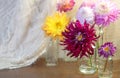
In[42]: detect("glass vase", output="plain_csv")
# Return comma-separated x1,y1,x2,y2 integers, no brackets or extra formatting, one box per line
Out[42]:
95,26,104,68
79,55,96,74
46,38,59,66
98,57,113,78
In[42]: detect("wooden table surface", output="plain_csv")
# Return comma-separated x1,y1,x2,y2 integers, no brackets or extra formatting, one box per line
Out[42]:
0,59,120,78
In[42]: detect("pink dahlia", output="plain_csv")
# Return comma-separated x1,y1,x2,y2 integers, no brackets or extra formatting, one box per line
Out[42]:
61,20,98,58
94,0,120,26
57,0,75,12
98,42,116,58
76,1,95,25
80,0,95,8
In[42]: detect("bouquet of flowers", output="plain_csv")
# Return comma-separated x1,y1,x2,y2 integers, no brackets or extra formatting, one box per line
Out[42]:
59,0,119,76
42,0,120,77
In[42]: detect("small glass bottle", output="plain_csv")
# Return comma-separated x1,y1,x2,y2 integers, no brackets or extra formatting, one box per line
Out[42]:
79,56,97,74
46,38,59,66
98,57,113,78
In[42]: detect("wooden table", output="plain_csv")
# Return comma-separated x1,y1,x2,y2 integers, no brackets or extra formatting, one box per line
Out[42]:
0,59,120,78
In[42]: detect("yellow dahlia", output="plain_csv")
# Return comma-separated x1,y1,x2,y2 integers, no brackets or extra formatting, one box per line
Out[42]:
43,12,69,39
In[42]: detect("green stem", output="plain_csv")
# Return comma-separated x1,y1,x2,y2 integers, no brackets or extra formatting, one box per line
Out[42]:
96,38,100,49
99,27,104,45
89,55,92,67
94,48,97,63
104,58,108,72
95,41,99,62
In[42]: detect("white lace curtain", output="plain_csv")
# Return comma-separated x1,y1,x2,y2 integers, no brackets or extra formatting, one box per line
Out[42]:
0,0,56,69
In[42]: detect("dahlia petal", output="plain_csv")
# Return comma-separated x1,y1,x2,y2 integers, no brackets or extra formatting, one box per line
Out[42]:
61,20,98,58
43,12,69,39
76,2,95,25
57,0,75,12
94,0,120,26
98,42,116,58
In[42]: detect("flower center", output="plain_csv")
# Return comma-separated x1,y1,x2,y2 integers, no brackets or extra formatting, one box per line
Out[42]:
61,0,71,8
104,46,110,52
63,4,71,9
56,22,61,29
76,34,83,41
97,3,110,14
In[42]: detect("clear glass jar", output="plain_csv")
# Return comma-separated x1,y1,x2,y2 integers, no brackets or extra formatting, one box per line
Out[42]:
79,55,97,74
98,57,113,78
46,38,59,66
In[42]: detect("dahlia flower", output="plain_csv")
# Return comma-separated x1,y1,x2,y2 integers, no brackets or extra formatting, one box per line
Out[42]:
43,12,69,39
57,0,75,12
61,20,98,58
98,42,116,58
76,1,95,25
80,0,95,8
94,0,120,26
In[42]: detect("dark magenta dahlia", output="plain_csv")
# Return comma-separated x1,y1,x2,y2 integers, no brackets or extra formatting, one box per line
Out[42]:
61,20,98,58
